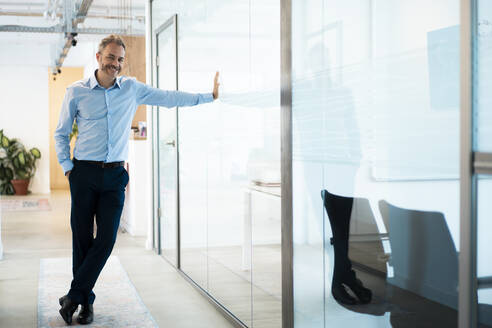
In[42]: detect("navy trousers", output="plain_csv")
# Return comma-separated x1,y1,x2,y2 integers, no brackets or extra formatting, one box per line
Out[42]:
67,159,129,305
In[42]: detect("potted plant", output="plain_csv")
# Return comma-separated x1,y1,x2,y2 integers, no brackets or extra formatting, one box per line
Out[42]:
0,130,41,195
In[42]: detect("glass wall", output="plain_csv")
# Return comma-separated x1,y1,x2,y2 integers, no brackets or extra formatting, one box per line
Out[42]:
156,16,179,266
474,0,492,153
476,0,492,326
292,0,461,327
152,0,281,327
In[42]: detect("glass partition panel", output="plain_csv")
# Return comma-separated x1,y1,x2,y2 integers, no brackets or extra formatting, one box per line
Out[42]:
178,2,253,326
476,1,492,327
179,133,209,289
156,17,178,267
477,176,492,327
474,0,492,152
152,1,209,291
292,0,460,327
152,0,282,326
249,1,282,327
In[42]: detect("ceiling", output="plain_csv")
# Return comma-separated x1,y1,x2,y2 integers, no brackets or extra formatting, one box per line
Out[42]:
0,0,146,35
0,0,146,69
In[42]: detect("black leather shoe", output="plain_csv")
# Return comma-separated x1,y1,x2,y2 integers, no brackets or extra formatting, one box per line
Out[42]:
332,282,357,305
58,295,78,325
77,304,94,325
341,271,372,304
345,277,372,304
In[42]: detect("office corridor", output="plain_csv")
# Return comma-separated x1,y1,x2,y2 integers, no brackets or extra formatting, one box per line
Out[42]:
0,190,233,328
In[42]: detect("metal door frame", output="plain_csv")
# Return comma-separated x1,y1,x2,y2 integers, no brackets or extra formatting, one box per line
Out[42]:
280,1,294,328
459,0,477,326
153,14,180,267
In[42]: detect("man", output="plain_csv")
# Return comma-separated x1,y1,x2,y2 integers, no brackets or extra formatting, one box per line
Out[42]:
54,34,219,325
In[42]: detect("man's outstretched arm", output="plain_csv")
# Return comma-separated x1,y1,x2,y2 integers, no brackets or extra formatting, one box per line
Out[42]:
136,72,220,107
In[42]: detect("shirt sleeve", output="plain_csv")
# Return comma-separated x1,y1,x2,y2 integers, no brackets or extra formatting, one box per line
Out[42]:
135,80,214,107
54,87,77,174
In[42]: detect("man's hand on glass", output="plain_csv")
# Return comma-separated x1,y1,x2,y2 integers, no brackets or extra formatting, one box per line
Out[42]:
213,71,220,100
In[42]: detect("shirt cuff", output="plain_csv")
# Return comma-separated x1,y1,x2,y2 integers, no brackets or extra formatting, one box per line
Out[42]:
203,93,214,103
61,160,74,174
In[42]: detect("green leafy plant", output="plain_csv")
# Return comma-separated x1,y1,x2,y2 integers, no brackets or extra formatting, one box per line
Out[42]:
69,122,78,141
0,129,42,195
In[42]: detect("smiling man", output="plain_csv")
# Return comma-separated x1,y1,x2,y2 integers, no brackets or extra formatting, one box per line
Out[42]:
54,34,219,325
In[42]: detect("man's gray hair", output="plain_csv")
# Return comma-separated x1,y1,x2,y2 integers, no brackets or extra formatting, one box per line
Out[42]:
98,34,126,53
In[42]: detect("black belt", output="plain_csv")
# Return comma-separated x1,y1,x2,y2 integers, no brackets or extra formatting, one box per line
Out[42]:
74,158,124,168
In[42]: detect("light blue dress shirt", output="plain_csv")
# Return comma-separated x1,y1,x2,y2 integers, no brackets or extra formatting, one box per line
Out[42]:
54,70,214,173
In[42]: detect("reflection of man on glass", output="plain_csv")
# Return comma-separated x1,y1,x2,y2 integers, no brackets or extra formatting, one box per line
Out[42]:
54,34,220,325
321,190,372,305
301,42,371,305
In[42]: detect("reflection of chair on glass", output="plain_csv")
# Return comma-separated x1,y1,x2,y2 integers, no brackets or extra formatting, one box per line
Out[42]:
378,200,458,309
379,200,492,326
348,197,389,275
321,189,372,305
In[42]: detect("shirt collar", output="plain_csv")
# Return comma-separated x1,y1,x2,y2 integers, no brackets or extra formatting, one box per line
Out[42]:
89,69,121,89
114,75,121,88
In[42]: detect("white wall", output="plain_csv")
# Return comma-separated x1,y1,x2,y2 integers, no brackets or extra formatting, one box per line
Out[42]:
0,64,50,194
0,37,99,194
63,40,99,78
0,40,51,193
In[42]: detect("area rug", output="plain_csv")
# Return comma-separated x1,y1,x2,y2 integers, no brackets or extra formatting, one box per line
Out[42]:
0,198,51,212
38,256,158,328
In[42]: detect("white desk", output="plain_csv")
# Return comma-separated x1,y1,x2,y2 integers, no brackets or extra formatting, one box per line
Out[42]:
242,183,281,270
121,139,153,249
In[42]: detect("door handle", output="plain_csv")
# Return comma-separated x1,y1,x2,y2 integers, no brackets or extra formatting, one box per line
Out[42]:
165,140,176,147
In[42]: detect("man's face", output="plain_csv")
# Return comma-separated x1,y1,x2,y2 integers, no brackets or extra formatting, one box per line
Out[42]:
96,42,125,78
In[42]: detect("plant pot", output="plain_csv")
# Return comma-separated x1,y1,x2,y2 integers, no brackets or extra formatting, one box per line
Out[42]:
11,179,30,195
